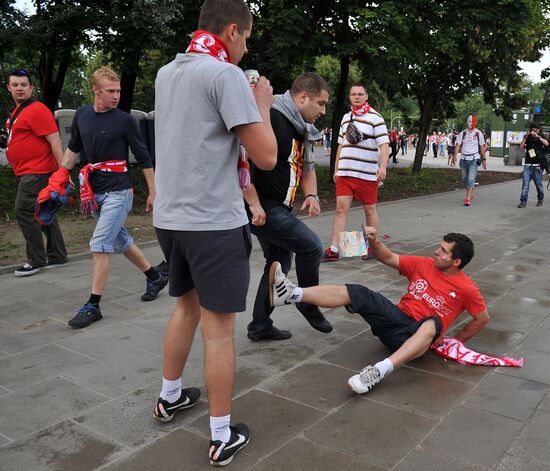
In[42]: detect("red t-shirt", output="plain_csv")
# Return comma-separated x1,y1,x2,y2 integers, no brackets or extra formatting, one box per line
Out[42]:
5,101,59,176
397,255,486,335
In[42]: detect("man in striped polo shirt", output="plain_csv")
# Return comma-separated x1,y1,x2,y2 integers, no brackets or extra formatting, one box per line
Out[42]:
322,83,389,261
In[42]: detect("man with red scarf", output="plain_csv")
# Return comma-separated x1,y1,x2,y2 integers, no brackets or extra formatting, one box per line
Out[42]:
322,83,390,262
152,0,277,466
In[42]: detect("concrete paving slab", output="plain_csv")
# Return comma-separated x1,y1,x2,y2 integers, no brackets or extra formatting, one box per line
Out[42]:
105,428,258,471
0,377,108,440
0,420,125,471
305,398,437,468
507,410,550,466
395,449,481,471
74,386,208,448
464,373,548,421
191,390,326,459
420,406,524,468
496,454,550,471
498,347,550,384
0,344,94,391
249,437,385,471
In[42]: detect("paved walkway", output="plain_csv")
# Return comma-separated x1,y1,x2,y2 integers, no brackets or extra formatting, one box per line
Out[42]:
1,178,550,470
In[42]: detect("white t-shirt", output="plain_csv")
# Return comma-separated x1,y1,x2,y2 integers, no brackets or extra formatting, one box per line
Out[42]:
153,53,262,231
336,109,389,182
456,129,485,161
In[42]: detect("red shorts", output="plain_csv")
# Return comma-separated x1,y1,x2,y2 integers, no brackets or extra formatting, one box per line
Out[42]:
335,176,378,205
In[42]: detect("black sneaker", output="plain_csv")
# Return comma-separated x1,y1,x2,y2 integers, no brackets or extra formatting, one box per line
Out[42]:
141,272,168,302
209,423,250,467
153,387,201,422
14,263,41,277
68,302,102,328
43,260,68,270
297,305,333,333
247,326,292,341
155,260,169,277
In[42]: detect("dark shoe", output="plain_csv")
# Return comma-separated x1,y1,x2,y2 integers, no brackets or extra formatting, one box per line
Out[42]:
209,423,250,467
68,302,102,328
517,202,527,208
537,200,543,207
247,326,292,341
321,247,339,262
42,260,68,270
298,306,333,333
155,260,169,277
153,388,201,422
14,263,41,277
141,273,169,301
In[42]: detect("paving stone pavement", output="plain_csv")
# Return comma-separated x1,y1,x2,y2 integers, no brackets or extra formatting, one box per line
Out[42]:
1,178,550,470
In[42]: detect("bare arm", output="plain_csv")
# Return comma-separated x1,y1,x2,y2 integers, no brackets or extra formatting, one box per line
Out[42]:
377,142,389,181
61,148,80,170
454,310,490,342
452,143,461,164
333,144,343,183
236,77,277,171
142,167,155,213
242,183,266,226
364,226,400,270
44,132,64,167
299,166,320,217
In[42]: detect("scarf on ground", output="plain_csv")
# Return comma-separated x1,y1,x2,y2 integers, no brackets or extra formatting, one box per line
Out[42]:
186,30,252,189
351,102,371,116
79,160,127,214
273,91,321,169
432,337,524,367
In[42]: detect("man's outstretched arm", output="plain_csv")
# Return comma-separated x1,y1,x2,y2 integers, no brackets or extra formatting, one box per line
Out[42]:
454,310,490,342
364,226,400,270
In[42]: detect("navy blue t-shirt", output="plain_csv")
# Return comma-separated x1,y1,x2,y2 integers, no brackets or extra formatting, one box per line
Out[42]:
68,106,152,193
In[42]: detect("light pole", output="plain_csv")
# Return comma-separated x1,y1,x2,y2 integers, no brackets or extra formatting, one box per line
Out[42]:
390,116,403,130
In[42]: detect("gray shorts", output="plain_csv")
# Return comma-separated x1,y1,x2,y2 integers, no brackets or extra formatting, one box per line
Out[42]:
155,225,252,313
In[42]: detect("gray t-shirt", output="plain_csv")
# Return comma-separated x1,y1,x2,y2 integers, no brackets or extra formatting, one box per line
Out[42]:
153,53,262,231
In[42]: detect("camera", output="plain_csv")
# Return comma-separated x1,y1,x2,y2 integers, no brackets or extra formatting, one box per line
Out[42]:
0,128,8,149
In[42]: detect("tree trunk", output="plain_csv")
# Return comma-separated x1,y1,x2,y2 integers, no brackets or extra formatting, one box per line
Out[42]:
412,90,437,173
329,54,350,183
118,69,137,113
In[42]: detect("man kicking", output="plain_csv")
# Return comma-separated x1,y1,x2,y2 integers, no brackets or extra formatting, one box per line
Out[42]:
269,228,490,394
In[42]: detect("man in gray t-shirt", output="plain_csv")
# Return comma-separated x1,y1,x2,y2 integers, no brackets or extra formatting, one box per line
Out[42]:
152,0,277,466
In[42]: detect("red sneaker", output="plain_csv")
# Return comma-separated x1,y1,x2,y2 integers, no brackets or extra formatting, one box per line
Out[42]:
321,248,339,262
464,198,470,206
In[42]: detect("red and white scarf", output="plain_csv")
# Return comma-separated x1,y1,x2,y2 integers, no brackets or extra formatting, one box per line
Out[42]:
432,337,524,367
351,103,371,116
186,30,251,189
79,160,127,214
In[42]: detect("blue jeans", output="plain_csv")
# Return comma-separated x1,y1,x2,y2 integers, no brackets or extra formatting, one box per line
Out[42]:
90,189,134,253
460,159,478,188
247,205,323,335
520,165,544,204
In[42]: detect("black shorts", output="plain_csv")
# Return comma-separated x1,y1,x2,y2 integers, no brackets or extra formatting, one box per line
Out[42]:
345,284,442,352
155,225,252,313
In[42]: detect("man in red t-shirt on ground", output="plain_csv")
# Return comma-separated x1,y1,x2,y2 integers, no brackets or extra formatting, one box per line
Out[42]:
269,228,490,394
5,69,68,276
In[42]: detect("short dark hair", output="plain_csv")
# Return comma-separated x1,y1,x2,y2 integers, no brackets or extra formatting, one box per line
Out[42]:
7,68,32,85
443,233,474,269
290,72,329,97
198,0,252,35
349,82,367,92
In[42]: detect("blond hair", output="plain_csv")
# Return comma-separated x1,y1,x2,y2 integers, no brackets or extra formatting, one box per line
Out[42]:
91,66,119,89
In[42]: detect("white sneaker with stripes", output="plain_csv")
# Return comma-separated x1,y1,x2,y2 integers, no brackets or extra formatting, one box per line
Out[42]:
269,261,298,307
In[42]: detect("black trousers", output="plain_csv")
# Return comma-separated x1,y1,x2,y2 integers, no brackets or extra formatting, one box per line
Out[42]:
15,173,68,267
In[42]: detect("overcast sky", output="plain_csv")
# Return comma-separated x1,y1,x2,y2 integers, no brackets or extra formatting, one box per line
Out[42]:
12,0,550,83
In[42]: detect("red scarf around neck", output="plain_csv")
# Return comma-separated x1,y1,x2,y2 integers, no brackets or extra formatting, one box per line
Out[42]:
351,103,371,116
186,30,231,63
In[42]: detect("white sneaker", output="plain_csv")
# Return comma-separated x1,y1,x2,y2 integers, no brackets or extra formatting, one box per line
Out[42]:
348,365,381,394
269,262,297,307
14,263,41,277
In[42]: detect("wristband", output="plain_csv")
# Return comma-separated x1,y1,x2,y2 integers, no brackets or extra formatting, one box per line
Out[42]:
305,194,320,202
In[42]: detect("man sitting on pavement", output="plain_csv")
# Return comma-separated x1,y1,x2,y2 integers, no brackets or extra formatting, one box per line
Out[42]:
244,72,332,341
269,228,490,394
56,66,167,328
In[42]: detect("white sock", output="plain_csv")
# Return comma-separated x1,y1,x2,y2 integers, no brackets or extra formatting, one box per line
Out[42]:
374,358,394,379
289,287,303,303
160,377,182,402
330,245,339,253
210,415,231,443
